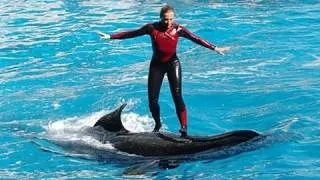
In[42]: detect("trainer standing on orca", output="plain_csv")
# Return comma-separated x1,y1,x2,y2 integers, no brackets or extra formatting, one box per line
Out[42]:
98,5,230,137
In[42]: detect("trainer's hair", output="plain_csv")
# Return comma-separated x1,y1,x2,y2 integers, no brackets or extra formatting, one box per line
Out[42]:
160,5,174,18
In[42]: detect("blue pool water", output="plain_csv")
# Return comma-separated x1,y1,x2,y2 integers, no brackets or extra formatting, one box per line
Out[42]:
1,0,320,179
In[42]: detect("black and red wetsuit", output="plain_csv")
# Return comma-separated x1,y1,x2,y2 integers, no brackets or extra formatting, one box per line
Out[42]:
111,22,216,133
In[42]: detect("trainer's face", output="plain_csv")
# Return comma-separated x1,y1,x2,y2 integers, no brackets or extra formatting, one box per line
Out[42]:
161,11,174,29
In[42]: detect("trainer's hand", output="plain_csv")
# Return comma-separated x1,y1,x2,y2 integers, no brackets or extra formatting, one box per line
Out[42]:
214,46,231,55
97,31,111,40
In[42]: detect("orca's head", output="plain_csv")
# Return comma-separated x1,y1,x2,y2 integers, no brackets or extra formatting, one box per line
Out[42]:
94,104,127,132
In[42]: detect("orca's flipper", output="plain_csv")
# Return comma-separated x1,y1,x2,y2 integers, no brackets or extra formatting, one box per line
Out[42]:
123,160,159,175
94,104,127,132
158,160,180,169
123,160,180,175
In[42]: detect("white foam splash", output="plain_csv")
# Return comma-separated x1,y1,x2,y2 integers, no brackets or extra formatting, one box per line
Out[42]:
47,110,107,132
46,110,113,150
122,112,154,133
45,109,155,150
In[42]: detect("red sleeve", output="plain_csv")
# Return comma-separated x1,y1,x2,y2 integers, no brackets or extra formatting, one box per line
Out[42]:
110,24,151,39
178,26,216,50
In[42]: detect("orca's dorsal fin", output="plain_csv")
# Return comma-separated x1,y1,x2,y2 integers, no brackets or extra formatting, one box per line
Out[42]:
94,104,127,132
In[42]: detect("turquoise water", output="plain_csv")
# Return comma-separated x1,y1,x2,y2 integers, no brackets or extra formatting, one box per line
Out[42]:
1,0,320,179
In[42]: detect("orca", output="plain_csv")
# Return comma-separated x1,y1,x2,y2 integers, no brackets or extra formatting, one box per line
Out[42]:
93,104,261,157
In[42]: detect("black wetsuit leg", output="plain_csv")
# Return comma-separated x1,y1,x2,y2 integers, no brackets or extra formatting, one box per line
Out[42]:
167,60,185,112
148,61,165,132
167,60,187,137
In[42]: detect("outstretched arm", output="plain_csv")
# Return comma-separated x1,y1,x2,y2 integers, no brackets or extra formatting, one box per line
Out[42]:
98,24,150,40
179,26,230,55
